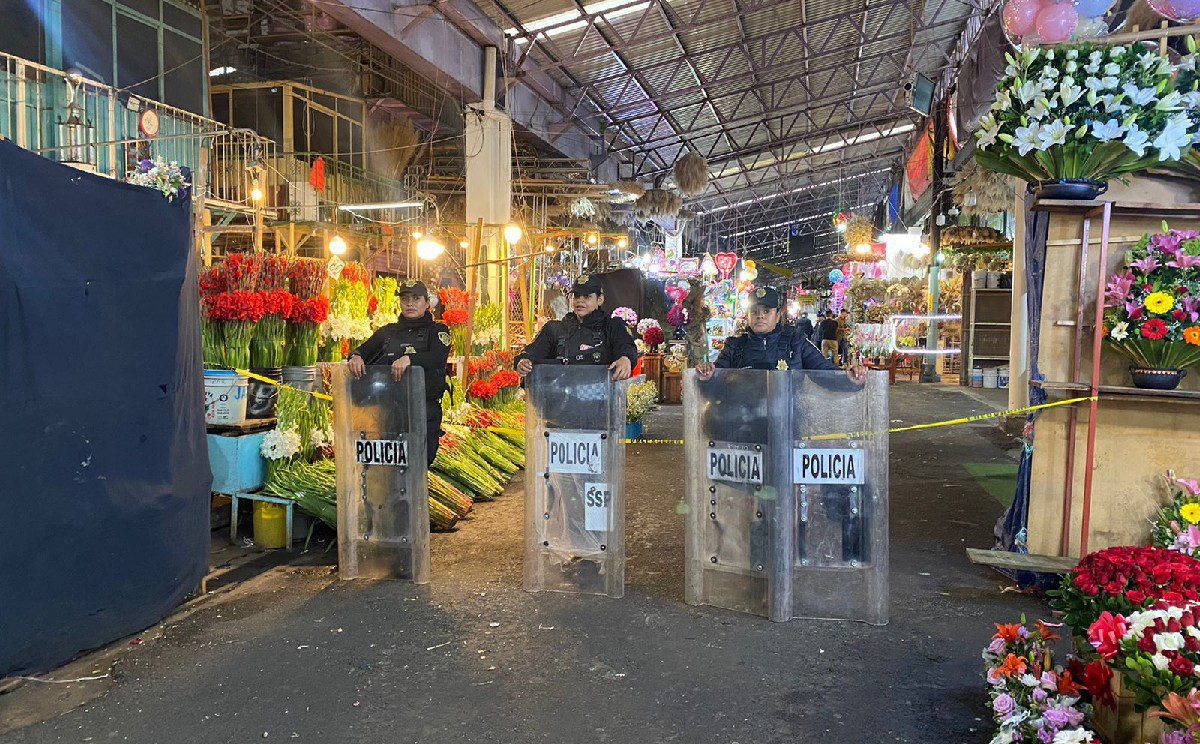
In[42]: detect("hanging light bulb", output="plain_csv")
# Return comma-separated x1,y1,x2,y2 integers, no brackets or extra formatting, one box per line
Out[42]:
250,182,264,202
411,230,423,240
586,232,599,246
545,243,556,253
328,234,347,256
855,243,872,255
617,236,628,249
458,239,469,249
417,237,446,261
503,223,523,245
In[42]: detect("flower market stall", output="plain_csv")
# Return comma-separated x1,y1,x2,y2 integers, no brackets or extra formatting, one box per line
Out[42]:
201,252,532,546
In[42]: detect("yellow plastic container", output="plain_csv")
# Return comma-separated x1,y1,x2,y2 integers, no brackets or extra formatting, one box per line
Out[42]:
252,501,288,549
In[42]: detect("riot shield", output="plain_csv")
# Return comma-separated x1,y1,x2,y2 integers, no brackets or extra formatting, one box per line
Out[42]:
684,368,888,624
683,369,791,619
524,365,631,597
332,363,430,583
789,369,888,625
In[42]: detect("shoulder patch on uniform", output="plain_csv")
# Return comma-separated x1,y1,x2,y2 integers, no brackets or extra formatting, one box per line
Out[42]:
438,331,451,346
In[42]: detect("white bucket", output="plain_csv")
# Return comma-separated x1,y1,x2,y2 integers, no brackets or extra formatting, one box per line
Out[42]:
982,367,999,389
997,366,1010,388
204,370,248,425
986,271,1001,289
973,272,987,288
970,367,984,388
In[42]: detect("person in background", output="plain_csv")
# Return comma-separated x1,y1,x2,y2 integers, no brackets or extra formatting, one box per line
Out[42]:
811,311,825,346
819,311,841,366
347,280,451,465
796,311,815,340
696,287,865,381
837,308,852,366
515,274,637,380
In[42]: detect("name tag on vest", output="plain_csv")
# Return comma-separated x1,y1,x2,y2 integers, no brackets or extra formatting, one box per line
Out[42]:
793,448,865,485
355,438,409,467
547,431,605,474
706,446,763,484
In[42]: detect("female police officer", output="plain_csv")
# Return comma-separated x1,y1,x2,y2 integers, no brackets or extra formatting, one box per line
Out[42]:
347,279,450,465
696,286,866,381
515,274,637,380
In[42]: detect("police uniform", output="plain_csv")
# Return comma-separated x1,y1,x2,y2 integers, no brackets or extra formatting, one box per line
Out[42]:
349,280,451,465
706,286,863,564
515,274,638,370
713,287,839,372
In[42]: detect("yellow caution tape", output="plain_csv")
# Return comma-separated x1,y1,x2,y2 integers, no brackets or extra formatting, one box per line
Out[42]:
234,368,334,401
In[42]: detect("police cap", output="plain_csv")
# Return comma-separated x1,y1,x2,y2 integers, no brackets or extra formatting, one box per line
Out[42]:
570,274,603,296
397,279,429,299
749,285,782,309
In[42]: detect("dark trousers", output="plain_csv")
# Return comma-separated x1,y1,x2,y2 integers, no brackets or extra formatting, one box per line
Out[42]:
426,406,443,466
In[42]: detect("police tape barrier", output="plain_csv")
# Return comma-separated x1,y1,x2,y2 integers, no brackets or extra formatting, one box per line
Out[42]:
235,368,334,402
490,395,1095,446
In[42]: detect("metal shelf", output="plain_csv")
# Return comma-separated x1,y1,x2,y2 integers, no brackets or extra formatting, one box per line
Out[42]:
1033,379,1200,403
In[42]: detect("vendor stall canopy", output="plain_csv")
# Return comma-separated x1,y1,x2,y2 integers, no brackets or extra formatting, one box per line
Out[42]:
480,0,982,266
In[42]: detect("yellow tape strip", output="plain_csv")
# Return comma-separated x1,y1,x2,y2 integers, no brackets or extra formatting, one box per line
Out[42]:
234,368,334,401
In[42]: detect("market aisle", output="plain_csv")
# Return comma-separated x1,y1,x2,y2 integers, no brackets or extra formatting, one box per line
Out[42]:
1,385,1043,744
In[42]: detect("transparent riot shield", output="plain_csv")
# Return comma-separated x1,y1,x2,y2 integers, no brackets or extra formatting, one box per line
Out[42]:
684,368,888,624
683,369,791,619
332,363,430,583
789,369,888,625
524,365,631,597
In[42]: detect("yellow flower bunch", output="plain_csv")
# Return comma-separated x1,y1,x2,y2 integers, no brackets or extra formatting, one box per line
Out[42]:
1181,502,1200,525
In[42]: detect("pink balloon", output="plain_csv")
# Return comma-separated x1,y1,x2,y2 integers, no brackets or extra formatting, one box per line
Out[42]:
1035,2,1079,43
1003,0,1043,39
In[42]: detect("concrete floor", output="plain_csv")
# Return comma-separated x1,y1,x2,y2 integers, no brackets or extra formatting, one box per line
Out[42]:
1,383,1042,744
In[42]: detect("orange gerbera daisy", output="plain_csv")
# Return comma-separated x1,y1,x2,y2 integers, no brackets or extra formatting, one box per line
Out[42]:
997,653,1028,678
1184,326,1200,346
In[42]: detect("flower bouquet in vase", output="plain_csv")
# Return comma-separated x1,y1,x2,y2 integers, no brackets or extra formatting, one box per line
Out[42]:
1152,474,1200,557
1103,228,1200,390
974,43,1191,200
438,288,471,356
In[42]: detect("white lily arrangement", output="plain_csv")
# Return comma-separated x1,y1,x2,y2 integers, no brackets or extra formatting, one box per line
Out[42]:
975,43,1193,183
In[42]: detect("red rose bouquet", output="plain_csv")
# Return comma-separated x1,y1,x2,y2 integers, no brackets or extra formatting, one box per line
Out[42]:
1051,546,1200,638
286,296,330,366
643,325,665,350
1086,601,1200,710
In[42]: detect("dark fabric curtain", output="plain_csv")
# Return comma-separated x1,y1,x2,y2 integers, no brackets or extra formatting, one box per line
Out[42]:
994,191,1054,587
0,140,210,675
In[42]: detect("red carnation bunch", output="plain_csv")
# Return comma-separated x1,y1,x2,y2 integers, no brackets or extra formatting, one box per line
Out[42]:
492,370,520,388
643,325,665,348
208,290,266,322
1052,546,1200,636
442,308,470,327
289,296,330,325
468,379,498,400
262,289,295,317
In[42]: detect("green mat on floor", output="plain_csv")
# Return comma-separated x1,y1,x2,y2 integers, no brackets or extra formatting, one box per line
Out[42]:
963,462,1019,508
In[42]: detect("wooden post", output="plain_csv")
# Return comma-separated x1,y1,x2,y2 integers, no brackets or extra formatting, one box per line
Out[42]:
461,218,484,386
194,144,210,264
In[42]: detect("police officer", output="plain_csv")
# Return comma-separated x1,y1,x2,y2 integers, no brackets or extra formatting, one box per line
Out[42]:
515,274,637,381
347,279,450,465
696,286,866,381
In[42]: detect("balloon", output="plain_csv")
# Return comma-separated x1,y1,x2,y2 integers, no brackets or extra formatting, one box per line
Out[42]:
1002,0,1043,39
829,269,845,284
1034,3,1078,43
1149,0,1200,20
1071,0,1114,17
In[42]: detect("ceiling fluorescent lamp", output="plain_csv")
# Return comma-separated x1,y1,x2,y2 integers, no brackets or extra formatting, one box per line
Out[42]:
810,123,916,155
208,66,236,77
704,169,890,215
338,201,424,211
509,0,649,41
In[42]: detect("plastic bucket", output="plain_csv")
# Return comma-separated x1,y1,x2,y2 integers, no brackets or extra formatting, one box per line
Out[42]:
973,273,987,288
982,368,999,389
997,366,1010,388
252,501,288,549
282,365,318,393
204,370,248,425
246,367,281,420
970,368,984,388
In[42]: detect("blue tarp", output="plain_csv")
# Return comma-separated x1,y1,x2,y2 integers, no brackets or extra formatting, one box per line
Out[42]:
0,139,210,675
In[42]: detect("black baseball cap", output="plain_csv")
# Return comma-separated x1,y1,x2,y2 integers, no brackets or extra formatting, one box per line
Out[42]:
397,279,429,299
749,286,782,309
571,274,603,296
